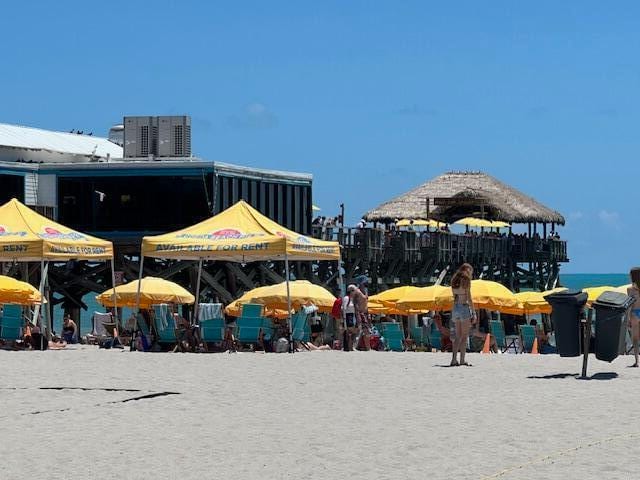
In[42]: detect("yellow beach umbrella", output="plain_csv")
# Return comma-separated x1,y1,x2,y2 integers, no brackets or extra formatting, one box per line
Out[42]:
395,285,451,312
454,217,494,228
434,280,518,312
369,286,421,306
613,284,632,294
96,276,195,309
514,291,552,315
0,275,42,305
226,280,336,313
396,219,447,228
582,286,616,303
312,205,321,212
367,300,390,314
490,221,510,229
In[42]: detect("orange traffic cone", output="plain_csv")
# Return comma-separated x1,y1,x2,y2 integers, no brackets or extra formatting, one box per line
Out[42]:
481,333,492,354
531,338,539,355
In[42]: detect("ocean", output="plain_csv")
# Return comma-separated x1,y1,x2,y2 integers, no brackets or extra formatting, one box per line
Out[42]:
559,273,628,291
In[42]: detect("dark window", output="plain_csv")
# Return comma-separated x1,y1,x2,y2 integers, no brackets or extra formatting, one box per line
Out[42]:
0,174,24,204
58,173,213,233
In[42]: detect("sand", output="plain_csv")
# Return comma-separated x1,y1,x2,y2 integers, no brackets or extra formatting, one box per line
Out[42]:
2,348,640,480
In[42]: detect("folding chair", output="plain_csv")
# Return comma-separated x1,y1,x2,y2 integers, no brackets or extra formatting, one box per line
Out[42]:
490,320,519,353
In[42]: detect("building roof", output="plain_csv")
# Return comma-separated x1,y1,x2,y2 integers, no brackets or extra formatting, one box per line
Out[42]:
364,171,565,225
0,123,122,159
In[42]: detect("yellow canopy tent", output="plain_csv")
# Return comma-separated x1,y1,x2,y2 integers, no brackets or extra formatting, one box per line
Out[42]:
431,280,519,312
140,201,342,348
0,275,43,305
224,280,335,315
0,198,116,335
96,277,195,309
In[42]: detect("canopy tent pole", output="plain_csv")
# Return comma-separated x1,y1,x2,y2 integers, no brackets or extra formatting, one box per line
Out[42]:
110,259,120,331
193,258,204,324
33,260,48,330
285,253,293,353
43,262,52,341
135,255,145,312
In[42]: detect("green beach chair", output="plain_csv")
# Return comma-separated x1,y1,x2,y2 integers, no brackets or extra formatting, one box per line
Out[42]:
519,325,537,353
490,320,519,353
153,305,177,346
240,303,264,318
0,304,23,342
411,326,425,348
235,303,269,349
291,311,310,346
380,322,405,351
428,324,442,351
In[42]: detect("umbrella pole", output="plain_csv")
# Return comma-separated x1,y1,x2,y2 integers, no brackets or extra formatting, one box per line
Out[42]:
110,259,120,332
33,260,48,343
193,259,203,324
285,254,293,353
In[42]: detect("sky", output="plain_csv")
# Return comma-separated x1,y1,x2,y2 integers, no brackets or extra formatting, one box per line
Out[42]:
1,1,639,273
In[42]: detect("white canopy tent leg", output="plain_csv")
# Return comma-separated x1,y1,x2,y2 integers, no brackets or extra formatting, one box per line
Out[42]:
110,259,119,332
285,253,293,353
193,259,203,324
135,255,145,312
33,260,48,332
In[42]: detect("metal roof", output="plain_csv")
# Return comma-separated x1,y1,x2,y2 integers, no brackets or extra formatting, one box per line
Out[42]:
0,123,123,159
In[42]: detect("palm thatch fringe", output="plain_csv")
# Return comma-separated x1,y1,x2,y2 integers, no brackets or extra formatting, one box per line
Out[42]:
364,171,565,225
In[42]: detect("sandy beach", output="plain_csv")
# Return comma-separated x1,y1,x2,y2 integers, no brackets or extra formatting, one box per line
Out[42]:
2,348,639,480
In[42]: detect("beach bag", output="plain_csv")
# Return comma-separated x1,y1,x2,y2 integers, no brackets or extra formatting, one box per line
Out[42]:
331,297,343,319
275,337,289,353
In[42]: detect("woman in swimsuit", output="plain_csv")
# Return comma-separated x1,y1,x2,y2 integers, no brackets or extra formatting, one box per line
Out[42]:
627,267,640,367
450,263,476,366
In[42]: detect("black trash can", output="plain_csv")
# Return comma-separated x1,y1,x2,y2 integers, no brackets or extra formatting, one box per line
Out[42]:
593,291,634,362
545,290,588,357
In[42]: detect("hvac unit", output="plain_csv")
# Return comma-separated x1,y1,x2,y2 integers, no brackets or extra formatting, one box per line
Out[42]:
157,116,191,157
123,116,158,158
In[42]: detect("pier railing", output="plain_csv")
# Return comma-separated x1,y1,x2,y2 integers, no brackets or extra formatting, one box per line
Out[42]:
311,227,568,264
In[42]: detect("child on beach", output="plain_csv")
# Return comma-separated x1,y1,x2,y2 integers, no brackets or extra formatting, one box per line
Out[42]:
450,263,476,366
627,267,640,367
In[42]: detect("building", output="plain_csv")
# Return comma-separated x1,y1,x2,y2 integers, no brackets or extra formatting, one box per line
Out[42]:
0,120,313,248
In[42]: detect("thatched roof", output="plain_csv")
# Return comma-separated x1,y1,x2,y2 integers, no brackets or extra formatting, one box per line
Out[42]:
364,171,565,225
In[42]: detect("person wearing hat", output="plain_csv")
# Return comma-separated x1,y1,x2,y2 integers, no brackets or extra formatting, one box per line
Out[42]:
343,285,358,350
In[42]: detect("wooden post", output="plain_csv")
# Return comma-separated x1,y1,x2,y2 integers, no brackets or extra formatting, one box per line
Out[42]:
543,223,547,238
581,309,592,379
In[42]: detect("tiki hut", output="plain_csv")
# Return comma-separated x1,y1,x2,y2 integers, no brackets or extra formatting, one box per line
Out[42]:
364,171,565,225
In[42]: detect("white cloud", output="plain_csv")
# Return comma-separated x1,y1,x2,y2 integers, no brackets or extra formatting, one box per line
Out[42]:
228,103,278,129
598,209,621,228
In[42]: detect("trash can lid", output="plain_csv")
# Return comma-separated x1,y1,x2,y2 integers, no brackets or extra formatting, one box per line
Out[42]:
593,291,635,310
544,289,588,306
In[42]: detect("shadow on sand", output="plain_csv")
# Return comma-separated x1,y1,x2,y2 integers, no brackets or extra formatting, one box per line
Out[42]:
527,372,618,381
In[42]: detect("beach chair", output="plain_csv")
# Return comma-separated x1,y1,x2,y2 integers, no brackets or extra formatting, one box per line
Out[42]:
240,303,264,318
519,325,537,353
0,304,23,342
134,313,153,351
153,305,178,346
490,320,519,353
411,326,425,348
380,322,405,352
291,311,311,349
428,324,442,351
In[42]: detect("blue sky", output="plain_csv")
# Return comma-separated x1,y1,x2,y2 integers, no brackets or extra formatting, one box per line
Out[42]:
1,1,638,273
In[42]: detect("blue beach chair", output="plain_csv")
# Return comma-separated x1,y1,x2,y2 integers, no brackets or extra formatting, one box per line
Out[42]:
135,313,153,351
411,326,425,348
0,304,23,342
291,311,310,344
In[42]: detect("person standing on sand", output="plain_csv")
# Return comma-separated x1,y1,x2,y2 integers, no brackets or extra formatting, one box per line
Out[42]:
342,286,357,350
450,263,476,366
351,283,370,351
627,267,640,367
